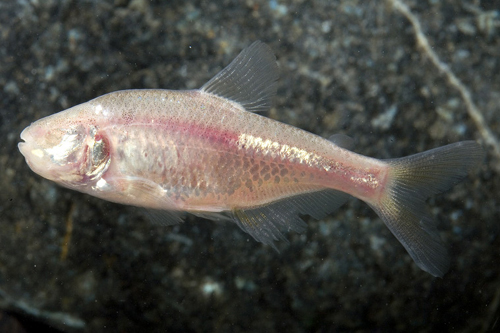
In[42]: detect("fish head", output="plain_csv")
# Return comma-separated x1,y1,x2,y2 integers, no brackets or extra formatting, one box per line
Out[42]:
18,108,110,189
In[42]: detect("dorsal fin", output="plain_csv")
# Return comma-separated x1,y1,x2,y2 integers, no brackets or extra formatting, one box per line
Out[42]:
200,41,279,112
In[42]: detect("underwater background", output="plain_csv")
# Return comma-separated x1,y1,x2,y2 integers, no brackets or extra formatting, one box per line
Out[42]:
0,0,499,331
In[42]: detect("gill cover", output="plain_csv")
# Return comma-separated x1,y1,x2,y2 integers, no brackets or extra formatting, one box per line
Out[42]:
85,126,110,181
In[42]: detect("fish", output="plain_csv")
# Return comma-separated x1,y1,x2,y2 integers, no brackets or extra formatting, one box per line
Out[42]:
18,41,483,277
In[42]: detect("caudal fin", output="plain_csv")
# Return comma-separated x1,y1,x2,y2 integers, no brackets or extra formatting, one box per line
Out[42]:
369,141,483,277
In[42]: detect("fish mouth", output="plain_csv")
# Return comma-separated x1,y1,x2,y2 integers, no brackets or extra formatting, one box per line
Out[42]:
18,125,43,161
18,126,32,157
18,141,26,156
20,126,27,141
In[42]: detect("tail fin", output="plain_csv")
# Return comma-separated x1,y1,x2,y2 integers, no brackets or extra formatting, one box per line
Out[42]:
369,141,484,277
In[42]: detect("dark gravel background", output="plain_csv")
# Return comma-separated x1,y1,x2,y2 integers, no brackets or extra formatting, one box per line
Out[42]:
1,0,499,332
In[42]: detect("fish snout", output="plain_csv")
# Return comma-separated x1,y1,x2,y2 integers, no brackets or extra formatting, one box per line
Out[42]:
18,124,49,171
19,123,47,155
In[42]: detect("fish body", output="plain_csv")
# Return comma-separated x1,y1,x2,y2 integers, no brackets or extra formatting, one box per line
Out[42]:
19,41,483,277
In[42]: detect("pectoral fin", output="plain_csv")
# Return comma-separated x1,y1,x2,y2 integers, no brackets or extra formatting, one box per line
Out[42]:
102,176,184,226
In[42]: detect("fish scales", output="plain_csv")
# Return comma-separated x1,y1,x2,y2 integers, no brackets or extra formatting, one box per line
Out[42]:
92,89,385,211
18,41,484,277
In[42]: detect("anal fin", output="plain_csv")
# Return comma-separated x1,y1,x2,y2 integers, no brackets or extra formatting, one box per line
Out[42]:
231,189,350,249
144,209,185,226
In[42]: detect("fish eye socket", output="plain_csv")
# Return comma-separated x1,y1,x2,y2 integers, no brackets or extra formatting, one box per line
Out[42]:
63,125,85,138
45,126,86,164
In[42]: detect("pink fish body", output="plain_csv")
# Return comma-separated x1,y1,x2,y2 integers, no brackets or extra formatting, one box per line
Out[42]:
19,42,483,277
